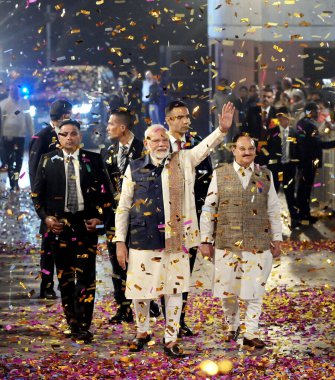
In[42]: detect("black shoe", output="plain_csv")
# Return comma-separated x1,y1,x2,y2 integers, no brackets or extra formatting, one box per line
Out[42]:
128,334,152,352
40,290,57,300
64,324,80,338
178,322,194,338
308,215,318,224
290,219,301,230
149,301,161,318
300,215,318,224
74,329,94,344
164,343,186,358
109,306,134,324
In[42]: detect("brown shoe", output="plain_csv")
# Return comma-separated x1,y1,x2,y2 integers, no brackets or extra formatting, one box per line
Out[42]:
243,337,266,349
224,326,240,342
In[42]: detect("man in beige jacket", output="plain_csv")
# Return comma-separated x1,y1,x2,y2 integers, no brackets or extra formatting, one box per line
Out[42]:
200,134,282,349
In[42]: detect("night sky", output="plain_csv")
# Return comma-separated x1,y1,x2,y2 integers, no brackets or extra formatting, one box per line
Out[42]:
1,0,208,74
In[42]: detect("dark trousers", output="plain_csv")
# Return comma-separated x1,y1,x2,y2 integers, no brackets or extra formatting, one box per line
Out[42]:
50,212,98,330
40,237,55,295
107,240,131,307
297,163,317,219
270,162,299,219
2,136,25,189
161,246,197,323
0,137,6,167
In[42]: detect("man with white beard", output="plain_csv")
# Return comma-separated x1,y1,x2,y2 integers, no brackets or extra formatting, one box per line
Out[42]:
114,102,235,357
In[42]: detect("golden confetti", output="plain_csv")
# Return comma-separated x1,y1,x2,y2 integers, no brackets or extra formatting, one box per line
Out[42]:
273,45,283,53
149,9,161,18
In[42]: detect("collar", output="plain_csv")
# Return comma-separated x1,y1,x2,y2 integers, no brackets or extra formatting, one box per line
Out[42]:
168,133,186,145
141,152,170,168
233,160,254,173
63,149,80,161
119,132,135,149
262,106,271,113
279,125,289,135
50,120,60,134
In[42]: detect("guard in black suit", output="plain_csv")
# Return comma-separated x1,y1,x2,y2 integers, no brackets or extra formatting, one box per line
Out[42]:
296,102,335,223
101,108,160,324
164,100,213,337
258,107,300,228
32,119,112,343
242,86,277,148
29,99,72,300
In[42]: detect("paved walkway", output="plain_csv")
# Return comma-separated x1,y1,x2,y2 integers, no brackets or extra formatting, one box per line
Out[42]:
0,168,334,378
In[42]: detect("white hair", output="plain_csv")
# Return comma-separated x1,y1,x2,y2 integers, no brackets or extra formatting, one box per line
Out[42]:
144,124,167,139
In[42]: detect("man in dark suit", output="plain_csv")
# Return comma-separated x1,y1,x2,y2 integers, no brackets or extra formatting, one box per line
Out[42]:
296,102,335,223
258,107,300,228
29,99,72,300
101,108,160,324
243,85,277,146
164,100,213,337
32,119,112,343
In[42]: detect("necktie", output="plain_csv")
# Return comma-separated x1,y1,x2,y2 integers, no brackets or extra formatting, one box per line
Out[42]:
281,130,288,163
67,156,78,213
238,166,246,177
119,145,128,174
176,140,182,151
262,110,268,126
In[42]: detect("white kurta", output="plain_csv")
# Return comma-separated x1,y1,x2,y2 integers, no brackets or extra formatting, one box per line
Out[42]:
115,127,226,299
200,161,282,299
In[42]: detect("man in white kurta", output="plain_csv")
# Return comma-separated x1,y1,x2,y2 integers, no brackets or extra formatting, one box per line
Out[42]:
114,103,235,357
200,134,282,349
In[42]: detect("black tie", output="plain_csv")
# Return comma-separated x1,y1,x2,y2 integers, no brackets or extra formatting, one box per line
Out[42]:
119,145,128,174
281,130,288,163
67,156,78,213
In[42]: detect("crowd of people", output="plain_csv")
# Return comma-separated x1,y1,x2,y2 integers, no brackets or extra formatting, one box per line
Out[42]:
0,74,334,357
211,77,335,227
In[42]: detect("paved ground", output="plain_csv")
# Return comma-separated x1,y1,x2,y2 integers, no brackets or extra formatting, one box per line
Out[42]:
0,155,334,379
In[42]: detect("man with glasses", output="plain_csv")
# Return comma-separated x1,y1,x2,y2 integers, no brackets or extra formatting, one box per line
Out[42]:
164,100,213,337
114,103,234,357
200,133,282,349
101,108,160,324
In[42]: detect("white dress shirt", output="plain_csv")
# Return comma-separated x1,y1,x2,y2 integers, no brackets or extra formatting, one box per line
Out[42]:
200,160,282,243
279,126,290,164
168,134,186,152
63,149,84,212
117,132,134,163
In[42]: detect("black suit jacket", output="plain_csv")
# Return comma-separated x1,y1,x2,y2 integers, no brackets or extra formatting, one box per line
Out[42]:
243,105,277,141
32,149,112,234
28,124,59,186
101,137,144,233
296,117,335,168
258,125,299,167
101,137,144,195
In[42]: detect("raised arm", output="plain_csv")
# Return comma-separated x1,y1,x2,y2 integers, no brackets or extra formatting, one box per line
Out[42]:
189,102,235,167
